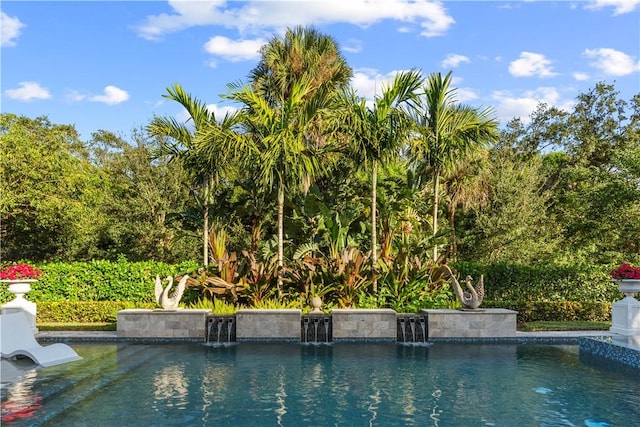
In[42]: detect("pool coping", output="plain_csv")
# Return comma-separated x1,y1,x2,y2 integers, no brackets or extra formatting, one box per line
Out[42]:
34,329,615,344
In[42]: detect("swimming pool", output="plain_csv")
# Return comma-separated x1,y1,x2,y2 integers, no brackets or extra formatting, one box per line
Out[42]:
1,342,638,426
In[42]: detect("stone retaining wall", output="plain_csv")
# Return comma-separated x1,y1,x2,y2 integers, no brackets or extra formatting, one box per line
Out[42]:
235,309,301,341
117,309,210,338
331,309,397,340
421,308,517,338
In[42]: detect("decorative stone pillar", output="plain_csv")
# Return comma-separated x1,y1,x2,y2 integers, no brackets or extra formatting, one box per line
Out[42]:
1,279,38,334
610,280,640,335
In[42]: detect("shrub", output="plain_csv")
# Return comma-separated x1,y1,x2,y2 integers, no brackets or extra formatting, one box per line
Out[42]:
0,259,198,303
484,300,611,323
452,262,619,302
37,301,156,323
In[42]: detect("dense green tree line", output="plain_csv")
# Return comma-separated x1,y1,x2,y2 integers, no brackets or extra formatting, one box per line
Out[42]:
2,26,638,284
1,115,198,262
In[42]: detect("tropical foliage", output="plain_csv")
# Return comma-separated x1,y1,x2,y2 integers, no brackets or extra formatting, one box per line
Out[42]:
1,26,638,316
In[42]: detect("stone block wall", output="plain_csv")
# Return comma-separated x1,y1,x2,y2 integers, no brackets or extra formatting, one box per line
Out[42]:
117,309,210,338
331,309,397,340
235,309,301,341
421,308,517,338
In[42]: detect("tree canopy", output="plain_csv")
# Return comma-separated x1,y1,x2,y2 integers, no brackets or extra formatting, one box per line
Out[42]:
2,27,638,275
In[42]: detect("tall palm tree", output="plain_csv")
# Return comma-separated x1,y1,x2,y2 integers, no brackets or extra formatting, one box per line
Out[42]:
333,69,423,292
408,72,499,262
226,26,351,296
441,148,491,260
146,83,236,267
250,25,352,108
228,79,329,296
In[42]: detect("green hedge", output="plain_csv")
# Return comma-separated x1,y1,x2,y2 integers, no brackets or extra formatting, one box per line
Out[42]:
0,259,198,303
1,260,622,323
37,301,156,323
452,262,620,302
484,300,611,323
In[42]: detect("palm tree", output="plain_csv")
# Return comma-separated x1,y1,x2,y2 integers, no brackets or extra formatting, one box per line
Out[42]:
228,79,329,296
408,72,499,262
250,25,352,107
146,83,236,267
333,70,423,292
441,149,491,260
225,26,352,296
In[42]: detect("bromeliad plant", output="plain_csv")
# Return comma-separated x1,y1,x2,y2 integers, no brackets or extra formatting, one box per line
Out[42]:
0,264,42,280
610,263,640,280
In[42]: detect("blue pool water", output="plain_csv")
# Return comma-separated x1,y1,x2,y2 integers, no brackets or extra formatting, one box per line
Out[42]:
1,342,639,426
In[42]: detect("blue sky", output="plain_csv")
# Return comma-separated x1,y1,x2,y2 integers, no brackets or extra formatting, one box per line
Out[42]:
2,0,639,141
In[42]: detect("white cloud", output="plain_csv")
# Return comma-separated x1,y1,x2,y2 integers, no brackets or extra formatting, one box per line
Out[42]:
441,53,470,69
203,36,265,62
136,0,454,40
456,87,478,103
351,68,477,106
1,12,26,47
89,86,130,105
175,103,238,126
508,52,558,78
342,38,363,54
492,87,575,124
350,68,406,100
450,76,464,86
584,48,640,76
573,72,590,81
65,89,86,102
585,0,640,15
4,81,51,101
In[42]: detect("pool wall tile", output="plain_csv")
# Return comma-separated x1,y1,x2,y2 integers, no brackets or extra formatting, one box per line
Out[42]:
116,309,210,339
331,309,397,339
236,309,301,341
421,309,517,338
579,336,640,369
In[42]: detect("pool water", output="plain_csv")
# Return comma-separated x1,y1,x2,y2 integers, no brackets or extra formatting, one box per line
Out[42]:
1,342,639,426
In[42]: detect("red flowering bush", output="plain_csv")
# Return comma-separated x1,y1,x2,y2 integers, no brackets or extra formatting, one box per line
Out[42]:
0,264,42,280
610,263,640,280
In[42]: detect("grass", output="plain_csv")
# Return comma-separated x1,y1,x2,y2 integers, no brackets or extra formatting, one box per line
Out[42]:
519,321,611,332
38,322,117,331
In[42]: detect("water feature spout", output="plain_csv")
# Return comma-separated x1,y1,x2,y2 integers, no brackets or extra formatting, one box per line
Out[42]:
303,317,310,343
323,317,330,343
313,317,320,342
397,315,428,343
227,319,234,343
399,318,407,342
301,315,332,343
207,318,214,342
205,315,237,344
217,319,224,343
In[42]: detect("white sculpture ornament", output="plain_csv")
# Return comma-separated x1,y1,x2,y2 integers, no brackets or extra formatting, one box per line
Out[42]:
154,275,188,310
